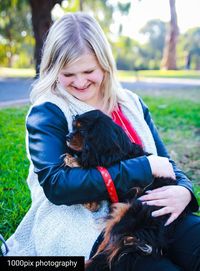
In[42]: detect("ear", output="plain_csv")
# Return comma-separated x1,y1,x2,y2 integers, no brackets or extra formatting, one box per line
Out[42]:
79,140,99,168
123,236,136,246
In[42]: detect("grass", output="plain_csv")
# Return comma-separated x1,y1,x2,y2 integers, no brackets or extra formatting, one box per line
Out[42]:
117,69,200,81
0,67,200,80
0,91,200,240
143,97,200,185
0,106,30,239
0,67,35,78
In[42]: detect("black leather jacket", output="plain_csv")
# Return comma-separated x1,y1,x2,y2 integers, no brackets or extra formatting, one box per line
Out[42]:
26,99,199,211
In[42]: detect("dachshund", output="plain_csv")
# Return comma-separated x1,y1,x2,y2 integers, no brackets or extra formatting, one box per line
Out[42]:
64,109,184,270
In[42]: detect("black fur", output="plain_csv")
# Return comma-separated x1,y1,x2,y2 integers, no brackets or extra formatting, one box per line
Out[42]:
66,109,183,271
66,109,145,168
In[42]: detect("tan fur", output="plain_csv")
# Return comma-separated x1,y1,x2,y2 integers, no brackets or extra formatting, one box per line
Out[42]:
95,203,131,255
90,203,139,266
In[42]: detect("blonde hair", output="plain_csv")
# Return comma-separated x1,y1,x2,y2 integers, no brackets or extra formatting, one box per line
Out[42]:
30,12,123,113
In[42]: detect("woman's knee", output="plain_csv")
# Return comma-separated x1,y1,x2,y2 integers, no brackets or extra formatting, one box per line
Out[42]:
169,214,200,271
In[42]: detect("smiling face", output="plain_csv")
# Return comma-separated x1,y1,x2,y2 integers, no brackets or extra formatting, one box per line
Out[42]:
58,53,105,107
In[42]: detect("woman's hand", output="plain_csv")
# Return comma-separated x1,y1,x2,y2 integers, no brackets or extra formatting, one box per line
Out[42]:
139,185,192,226
147,155,176,180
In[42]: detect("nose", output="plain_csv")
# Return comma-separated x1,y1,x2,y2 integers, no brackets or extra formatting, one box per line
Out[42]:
73,75,88,89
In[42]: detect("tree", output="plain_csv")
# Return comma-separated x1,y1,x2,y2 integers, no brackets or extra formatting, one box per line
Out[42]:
29,0,62,76
62,0,116,36
140,19,166,69
116,1,131,35
34,0,129,75
114,36,141,70
183,27,200,70
0,0,33,67
0,0,131,73
141,20,166,54
161,0,179,70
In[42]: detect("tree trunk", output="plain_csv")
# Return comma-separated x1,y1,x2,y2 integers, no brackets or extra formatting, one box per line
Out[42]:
185,52,191,70
195,58,200,70
29,0,62,76
161,0,179,70
79,0,84,11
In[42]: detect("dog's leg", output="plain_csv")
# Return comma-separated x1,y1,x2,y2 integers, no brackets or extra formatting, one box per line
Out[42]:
64,153,80,167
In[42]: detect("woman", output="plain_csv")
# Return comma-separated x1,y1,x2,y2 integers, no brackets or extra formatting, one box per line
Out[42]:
4,12,200,270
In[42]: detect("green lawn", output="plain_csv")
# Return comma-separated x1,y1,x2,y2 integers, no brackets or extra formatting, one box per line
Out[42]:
0,67,35,78
117,69,200,81
0,93,200,240
0,106,30,239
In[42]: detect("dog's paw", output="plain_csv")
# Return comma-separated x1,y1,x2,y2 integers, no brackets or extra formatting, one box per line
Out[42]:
64,153,80,167
83,202,101,212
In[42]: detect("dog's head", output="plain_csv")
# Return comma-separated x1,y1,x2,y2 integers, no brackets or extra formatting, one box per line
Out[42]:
66,110,141,168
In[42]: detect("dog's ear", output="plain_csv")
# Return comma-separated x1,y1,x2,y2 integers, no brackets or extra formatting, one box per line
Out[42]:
74,110,102,128
79,140,100,168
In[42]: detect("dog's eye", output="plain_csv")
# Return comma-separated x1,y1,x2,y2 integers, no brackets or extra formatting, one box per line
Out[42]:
76,121,81,128
123,236,135,246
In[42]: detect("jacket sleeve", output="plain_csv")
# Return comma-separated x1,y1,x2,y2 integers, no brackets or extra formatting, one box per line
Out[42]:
26,102,153,205
139,98,199,212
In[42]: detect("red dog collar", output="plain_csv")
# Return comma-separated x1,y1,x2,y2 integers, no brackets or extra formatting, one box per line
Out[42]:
97,166,119,203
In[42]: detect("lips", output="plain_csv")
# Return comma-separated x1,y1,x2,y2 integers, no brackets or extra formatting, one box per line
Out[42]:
73,84,91,92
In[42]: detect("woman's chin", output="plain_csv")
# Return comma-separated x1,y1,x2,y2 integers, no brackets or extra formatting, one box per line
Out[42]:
71,93,93,103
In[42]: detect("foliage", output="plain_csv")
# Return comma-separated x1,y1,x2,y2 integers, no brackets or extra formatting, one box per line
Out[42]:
60,0,131,40
112,19,167,70
113,36,142,70
176,27,200,70
0,0,199,71
183,27,200,70
0,0,34,67
139,20,167,69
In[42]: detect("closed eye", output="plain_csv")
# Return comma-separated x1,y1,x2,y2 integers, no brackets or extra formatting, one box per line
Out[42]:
84,70,94,74
63,73,74,77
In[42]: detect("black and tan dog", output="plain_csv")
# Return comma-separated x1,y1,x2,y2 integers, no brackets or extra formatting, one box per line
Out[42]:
65,109,145,168
65,109,182,270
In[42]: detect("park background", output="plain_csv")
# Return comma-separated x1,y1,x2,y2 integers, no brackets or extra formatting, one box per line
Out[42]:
0,0,200,240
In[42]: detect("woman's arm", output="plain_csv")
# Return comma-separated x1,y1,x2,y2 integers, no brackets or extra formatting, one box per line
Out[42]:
26,102,153,205
139,98,199,214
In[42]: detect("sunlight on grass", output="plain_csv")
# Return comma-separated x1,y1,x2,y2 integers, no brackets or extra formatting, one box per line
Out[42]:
117,69,200,81
0,67,35,78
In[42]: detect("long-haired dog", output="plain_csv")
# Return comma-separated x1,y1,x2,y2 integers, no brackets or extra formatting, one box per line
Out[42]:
64,109,185,270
